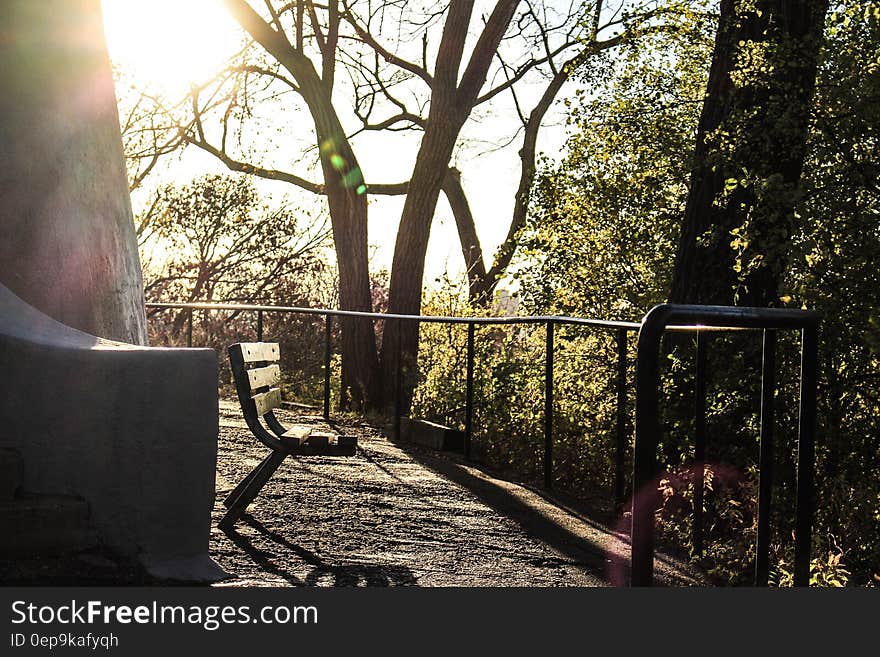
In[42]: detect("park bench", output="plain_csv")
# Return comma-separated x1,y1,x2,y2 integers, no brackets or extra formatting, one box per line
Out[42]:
219,342,357,531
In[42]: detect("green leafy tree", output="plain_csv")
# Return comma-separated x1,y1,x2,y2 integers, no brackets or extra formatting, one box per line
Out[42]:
518,8,714,319
519,0,880,585
670,0,831,306
785,0,880,584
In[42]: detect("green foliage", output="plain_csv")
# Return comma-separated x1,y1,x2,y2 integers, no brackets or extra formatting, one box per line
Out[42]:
703,0,833,302
142,174,334,403
784,0,880,586
516,5,715,320
502,0,880,585
412,280,626,504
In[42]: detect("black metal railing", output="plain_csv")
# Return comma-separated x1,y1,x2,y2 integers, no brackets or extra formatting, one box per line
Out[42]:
147,301,639,498
631,304,820,587
147,301,820,587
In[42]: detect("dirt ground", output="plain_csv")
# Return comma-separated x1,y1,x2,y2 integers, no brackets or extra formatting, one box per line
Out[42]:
0,400,701,586
210,401,700,587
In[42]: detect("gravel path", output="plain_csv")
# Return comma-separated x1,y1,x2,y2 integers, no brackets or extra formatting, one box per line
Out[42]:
0,400,700,586
211,401,700,587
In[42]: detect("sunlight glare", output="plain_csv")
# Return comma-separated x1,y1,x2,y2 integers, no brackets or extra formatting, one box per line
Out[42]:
102,0,241,94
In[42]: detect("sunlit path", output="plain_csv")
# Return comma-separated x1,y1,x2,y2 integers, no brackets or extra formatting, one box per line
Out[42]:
211,401,702,587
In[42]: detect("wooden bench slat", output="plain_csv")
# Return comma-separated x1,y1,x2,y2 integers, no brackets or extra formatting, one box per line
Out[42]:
253,388,282,415
305,434,329,448
247,364,281,391
278,427,358,454
221,341,360,531
281,424,312,444
239,342,280,363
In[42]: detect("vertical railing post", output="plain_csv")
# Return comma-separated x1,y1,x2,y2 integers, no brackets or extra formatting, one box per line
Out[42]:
394,319,402,443
323,314,332,420
631,306,670,587
794,324,818,587
693,331,707,558
544,321,554,490
614,328,628,509
257,310,263,342
755,329,777,586
186,308,193,347
465,321,475,460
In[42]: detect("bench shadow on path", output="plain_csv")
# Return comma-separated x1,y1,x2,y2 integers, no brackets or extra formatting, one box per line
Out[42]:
397,445,702,587
224,516,417,587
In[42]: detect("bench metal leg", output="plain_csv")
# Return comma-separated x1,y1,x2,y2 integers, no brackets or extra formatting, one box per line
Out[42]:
224,452,276,508
219,449,288,531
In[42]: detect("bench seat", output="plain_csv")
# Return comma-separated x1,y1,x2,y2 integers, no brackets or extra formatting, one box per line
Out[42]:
218,342,358,531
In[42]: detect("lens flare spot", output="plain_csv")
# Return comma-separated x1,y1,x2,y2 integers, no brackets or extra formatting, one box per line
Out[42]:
342,168,363,189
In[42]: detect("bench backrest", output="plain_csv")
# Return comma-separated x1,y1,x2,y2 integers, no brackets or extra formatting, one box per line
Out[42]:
228,342,282,419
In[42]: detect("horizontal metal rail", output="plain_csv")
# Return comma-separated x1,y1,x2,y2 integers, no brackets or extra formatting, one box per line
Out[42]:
147,301,778,332
147,301,640,330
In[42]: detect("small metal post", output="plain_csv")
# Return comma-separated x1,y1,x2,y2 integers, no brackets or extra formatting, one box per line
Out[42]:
614,329,628,509
323,314,332,420
544,321,554,490
794,324,818,587
394,319,402,442
693,331,707,558
755,329,777,586
465,322,475,460
257,310,263,341
186,308,193,347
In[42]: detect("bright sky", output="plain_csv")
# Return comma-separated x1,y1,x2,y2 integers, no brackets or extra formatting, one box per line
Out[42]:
101,0,571,286
102,0,241,96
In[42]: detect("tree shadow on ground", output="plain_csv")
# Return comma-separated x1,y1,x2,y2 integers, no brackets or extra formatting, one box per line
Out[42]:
396,444,704,587
223,516,417,587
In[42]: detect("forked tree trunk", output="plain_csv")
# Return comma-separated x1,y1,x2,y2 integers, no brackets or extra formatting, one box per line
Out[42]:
0,0,148,344
380,0,519,412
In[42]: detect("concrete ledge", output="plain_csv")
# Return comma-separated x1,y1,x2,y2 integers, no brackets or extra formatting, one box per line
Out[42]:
0,449,23,500
0,284,223,581
0,494,93,556
398,417,465,452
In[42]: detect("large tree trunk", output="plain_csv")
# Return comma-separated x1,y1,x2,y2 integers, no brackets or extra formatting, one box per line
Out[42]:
0,0,147,344
380,0,519,412
382,115,467,410
317,132,379,409
670,0,830,306
300,72,379,409
222,0,380,408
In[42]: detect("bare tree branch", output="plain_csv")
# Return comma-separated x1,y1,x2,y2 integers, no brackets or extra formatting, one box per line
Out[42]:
456,0,519,106
182,125,325,193
341,3,434,85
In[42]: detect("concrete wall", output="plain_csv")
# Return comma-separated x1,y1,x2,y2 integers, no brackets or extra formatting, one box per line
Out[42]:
0,284,221,580
0,0,147,345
